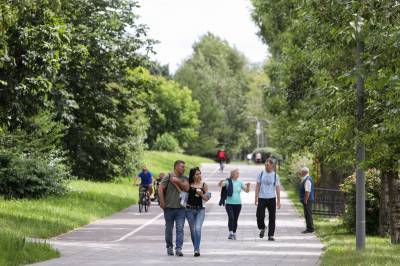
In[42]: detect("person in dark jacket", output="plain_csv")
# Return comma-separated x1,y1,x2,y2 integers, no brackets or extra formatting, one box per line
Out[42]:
299,166,314,233
218,169,250,240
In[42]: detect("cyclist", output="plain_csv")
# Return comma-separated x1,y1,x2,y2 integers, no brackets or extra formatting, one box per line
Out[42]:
135,166,153,199
153,172,165,202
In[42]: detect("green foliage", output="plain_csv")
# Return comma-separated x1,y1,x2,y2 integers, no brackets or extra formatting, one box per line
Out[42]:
51,1,153,181
143,151,214,176
0,0,153,182
0,112,71,199
340,169,381,235
153,133,182,153
0,179,137,265
175,33,252,157
0,0,70,129
285,152,314,185
0,232,59,266
130,68,200,150
0,153,68,199
251,0,400,175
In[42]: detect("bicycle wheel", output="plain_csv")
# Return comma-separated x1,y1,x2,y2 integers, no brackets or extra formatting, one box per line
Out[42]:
138,194,143,213
144,195,150,212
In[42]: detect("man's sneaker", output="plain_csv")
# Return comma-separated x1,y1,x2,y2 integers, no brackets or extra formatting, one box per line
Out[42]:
259,228,265,238
302,229,314,234
167,247,174,256
175,249,183,257
268,236,275,241
194,250,200,257
232,233,237,240
228,233,233,240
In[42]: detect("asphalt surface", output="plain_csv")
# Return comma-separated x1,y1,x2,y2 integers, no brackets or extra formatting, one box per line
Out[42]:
32,163,323,266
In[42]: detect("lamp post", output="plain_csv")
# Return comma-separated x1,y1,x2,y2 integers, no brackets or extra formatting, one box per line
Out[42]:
247,116,270,149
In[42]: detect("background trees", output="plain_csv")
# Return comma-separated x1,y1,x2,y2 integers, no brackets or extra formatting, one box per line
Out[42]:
175,33,259,158
251,0,400,243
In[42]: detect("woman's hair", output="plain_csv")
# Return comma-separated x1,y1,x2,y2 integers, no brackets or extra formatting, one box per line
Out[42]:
189,167,201,184
230,168,239,178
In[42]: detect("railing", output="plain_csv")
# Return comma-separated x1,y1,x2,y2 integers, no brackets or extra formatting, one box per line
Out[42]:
312,187,345,216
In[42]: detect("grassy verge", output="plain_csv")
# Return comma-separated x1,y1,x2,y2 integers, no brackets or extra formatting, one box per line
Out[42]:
279,167,400,265
0,151,212,266
143,151,214,175
0,180,138,266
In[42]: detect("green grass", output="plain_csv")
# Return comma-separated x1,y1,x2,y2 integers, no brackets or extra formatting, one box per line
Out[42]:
279,167,400,266
143,151,214,175
0,180,138,266
0,151,212,266
0,232,58,266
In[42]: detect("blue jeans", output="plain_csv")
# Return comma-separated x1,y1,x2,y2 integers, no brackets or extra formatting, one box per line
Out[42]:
185,208,205,251
164,208,186,250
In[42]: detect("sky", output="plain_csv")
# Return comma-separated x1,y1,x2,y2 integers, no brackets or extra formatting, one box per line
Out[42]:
135,0,269,73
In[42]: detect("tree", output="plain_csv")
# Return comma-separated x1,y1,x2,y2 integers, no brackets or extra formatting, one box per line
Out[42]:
175,33,251,157
129,67,200,150
52,0,154,181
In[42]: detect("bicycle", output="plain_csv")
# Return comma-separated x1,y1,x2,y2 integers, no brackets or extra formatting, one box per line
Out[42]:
152,180,161,205
138,185,151,213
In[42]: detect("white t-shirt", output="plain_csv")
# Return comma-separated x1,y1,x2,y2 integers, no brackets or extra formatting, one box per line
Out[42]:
302,176,312,192
256,170,280,199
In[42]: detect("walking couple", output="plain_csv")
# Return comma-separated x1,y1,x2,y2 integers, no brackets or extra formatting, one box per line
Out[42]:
218,158,281,241
158,160,210,257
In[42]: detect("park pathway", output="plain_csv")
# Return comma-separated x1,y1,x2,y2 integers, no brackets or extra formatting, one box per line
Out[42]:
33,163,323,266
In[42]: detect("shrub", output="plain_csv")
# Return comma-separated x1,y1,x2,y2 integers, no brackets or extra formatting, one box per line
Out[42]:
286,152,314,185
0,151,69,199
340,169,380,235
152,133,182,153
0,113,71,199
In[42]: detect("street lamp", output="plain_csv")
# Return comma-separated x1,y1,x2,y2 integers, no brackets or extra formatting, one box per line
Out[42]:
247,116,270,148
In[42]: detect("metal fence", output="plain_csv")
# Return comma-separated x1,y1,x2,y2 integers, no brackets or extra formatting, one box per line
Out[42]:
312,187,345,216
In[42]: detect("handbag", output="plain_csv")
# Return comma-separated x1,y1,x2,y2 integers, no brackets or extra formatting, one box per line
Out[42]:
179,191,188,207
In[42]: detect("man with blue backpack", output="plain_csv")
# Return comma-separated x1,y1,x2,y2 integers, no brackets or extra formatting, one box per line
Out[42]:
255,158,281,241
299,167,315,233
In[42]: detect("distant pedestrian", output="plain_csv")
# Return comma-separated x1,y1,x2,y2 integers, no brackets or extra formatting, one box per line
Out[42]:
218,169,250,240
185,167,210,257
247,153,252,164
255,158,281,241
255,152,262,163
299,167,314,233
158,160,189,256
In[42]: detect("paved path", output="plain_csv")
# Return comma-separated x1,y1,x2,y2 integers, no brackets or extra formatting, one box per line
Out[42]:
33,163,323,266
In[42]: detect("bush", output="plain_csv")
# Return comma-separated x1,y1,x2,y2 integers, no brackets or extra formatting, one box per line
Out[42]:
0,151,69,199
0,113,71,199
340,169,380,235
286,152,314,185
152,133,182,153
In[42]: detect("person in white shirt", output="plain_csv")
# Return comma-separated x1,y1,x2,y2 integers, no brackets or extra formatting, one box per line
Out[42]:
299,167,314,233
255,158,281,241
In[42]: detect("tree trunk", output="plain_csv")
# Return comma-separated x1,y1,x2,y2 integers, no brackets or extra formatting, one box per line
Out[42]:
388,169,400,244
379,170,390,237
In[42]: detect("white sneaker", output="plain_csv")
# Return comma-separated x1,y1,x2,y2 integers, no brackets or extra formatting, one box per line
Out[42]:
228,233,233,239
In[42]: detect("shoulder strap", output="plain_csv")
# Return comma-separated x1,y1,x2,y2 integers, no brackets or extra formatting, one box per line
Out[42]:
274,172,276,186
165,173,171,191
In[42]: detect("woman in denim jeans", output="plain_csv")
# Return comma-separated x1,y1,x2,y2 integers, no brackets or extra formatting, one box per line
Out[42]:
185,167,210,257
